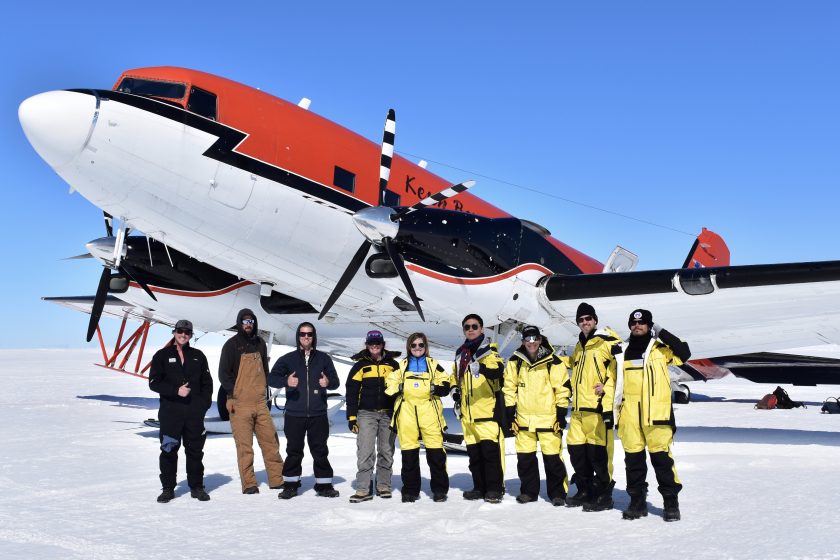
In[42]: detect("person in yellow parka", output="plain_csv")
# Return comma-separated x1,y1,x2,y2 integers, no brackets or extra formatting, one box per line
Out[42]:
450,314,505,503
385,332,450,503
615,309,690,522
566,302,622,512
503,325,571,506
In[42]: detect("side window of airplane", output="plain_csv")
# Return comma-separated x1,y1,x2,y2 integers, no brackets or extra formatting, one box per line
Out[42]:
116,78,186,100
188,87,217,121
333,166,356,193
383,190,400,206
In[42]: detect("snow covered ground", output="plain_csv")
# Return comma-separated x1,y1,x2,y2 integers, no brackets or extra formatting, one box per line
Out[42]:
2,348,839,559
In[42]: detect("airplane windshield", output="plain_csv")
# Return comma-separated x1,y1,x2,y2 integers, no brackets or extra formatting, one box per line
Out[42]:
116,77,186,100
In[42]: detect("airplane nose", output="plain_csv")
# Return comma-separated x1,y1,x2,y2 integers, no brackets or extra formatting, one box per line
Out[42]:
18,90,98,169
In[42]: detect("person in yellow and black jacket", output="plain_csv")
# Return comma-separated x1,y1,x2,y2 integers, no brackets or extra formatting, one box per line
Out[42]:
503,325,571,506
450,314,505,504
566,302,622,512
385,332,450,503
345,330,400,503
615,309,690,522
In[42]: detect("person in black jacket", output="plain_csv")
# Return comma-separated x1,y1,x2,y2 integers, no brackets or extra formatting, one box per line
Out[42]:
269,322,340,499
149,319,213,503
218,308,285,494
346,330,400,502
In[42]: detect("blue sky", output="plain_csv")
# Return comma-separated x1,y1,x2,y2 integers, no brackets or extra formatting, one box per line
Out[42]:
2,1,839,348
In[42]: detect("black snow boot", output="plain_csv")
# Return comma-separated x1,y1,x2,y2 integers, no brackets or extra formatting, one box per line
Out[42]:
190,487,210,501
156,488,175,503
663,496,681,522
278,482,300,500
622,494,648,520
565,487,590,508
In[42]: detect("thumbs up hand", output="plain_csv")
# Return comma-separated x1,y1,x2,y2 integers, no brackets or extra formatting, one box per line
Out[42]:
319,372,329,388
287,372,299,388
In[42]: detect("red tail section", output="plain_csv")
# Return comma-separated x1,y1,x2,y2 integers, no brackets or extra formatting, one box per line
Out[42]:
682,227,730,268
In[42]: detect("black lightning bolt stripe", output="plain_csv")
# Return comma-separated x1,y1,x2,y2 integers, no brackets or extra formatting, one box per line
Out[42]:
70,89,368,214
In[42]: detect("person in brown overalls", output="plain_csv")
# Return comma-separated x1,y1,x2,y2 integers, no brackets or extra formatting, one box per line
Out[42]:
218,308,285,494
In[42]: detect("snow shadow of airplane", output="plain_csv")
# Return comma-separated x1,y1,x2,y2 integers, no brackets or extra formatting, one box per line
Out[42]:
690,393,822,407
674,426,840,446
77,394,158,409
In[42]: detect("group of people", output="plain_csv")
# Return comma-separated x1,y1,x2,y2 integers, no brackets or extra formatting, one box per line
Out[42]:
148,303,690,522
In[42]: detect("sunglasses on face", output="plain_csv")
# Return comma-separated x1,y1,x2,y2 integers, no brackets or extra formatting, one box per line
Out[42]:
462,323,481,331
577,315,594,323
299,332,314,338
175,328,192,336
367,342,383,346
523,335,540,343
241,319,255,325
629,320,646,326
411,342,426,349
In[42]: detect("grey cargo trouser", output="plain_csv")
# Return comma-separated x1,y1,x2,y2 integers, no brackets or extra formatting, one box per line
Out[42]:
355,409,396,493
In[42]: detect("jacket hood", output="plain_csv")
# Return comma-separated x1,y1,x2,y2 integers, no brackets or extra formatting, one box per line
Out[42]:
513,337,556,365
295,322,317,351
351,348,401,361
236,308,259,338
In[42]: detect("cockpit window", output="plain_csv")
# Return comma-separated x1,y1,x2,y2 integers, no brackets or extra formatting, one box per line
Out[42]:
187,86,217,120
116,77,186,99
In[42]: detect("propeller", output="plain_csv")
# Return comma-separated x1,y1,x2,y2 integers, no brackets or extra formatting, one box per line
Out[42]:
85,217,157,342
318,109,475,321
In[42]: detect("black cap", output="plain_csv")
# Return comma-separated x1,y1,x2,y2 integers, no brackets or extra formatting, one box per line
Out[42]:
174,319,193,332
521,325,541,340
576,302,598,322
628,309,653,327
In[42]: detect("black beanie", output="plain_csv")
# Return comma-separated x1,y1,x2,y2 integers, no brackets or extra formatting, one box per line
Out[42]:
576,302,598,322
628,309,653,327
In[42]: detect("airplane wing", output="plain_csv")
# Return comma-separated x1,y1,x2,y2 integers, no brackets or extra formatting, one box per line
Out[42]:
541,260,840,359
42,295,177,328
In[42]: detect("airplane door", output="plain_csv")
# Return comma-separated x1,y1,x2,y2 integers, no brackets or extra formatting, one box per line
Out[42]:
209,163,255,209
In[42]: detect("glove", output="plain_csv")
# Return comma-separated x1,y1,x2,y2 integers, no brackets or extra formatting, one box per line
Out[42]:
504,406,518,436
452,389,461,406
556,407,568,430
432,383,450,397
348,417,359,434
552,421,562,434
602,411,615,430
468,361,481,375
225,398,235,415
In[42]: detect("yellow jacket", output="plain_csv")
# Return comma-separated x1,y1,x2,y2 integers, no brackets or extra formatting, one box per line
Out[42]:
386,356,449,431
449,338,504,424
503,341,571,431
615,338,685,427
570,327,621,414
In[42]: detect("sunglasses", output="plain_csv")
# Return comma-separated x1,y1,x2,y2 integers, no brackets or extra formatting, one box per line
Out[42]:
367,341,383,346
241,319,255,325
299,331,314,338
523,335,540,343
577,315,594,323
462,323,481,331
410,342,426,349
175,328,192,335
629,320,647,326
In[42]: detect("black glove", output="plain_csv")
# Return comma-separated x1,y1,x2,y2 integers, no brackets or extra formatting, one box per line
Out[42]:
432,383,450,397
602,411,614,430
556,407,568,430
348,418,359,433
452,389,461,405
504,406,517,437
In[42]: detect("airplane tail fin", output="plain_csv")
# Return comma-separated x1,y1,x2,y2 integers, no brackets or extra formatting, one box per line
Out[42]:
682,227,729,268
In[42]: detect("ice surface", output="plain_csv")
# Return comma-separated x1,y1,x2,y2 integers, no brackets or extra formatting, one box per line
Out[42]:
1,348,839,559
